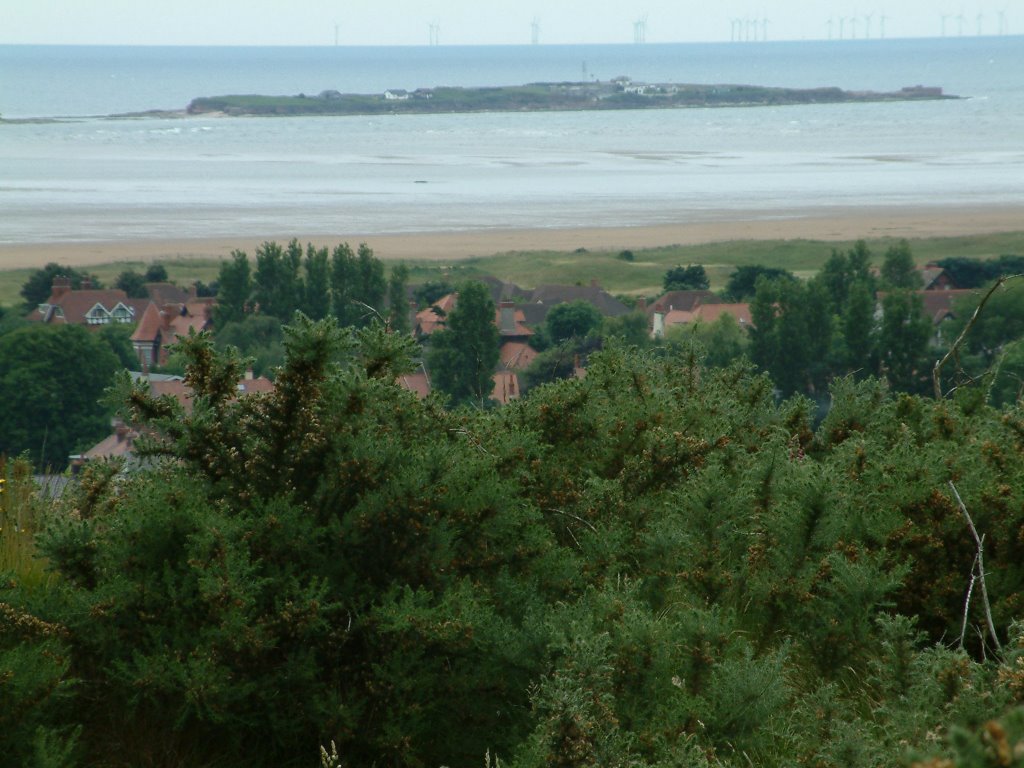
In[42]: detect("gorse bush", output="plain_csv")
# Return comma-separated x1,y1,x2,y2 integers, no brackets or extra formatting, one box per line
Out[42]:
5,315,1024,766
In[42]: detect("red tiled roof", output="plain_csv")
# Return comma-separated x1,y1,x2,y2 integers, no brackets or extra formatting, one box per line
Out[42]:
130,302,163,342
415,293,457,336
398,371,431,399
32,288,148,326
649,290,723,314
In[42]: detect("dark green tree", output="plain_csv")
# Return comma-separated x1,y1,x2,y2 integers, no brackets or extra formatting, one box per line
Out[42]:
302,243,331,321
144,263,169,282
877,290,933,392
387,264,411,335
213,250,252,328
330,242,359,326
880,239,923,290
427,281,499,405
839,278,877,375
750,275,833,396
96,324,138,369
19,263,92,310
723,265,796,302
253,240,304,320
602,310,650,348
113,269,148,298
0,325,120,467
356,243,386,322
662,264,710,291
215,314,286,376
545,300,603,343
413,279,455,308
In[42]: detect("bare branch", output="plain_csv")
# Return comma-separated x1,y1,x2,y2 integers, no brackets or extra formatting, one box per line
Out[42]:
959,552,978,648
933,275,1023,399
948,480,1002,652
545,507,599,534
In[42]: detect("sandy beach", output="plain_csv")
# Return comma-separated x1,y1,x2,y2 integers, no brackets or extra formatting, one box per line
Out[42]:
1,205,1021,271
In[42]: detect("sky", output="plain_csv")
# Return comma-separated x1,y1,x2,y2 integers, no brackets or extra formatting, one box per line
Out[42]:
2,0,1019,46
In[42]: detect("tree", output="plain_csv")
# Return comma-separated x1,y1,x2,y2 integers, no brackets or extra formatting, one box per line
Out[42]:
19,263,94,310
545,300,603,343
877,290,933,392
330,242,359,326
750,275,833,396
214,250,252,328
666,313,749,368
662,264,709,291
215,314,286,376
602,310,650,348
0,325,120,467
387,264,411,335
144,263,168,282
357,243,387,318
302,244,331,321
253,240,304,321
723,265,795,302
114,269,148,298
880,239,923,290
427,281,499,405
413,279,455,308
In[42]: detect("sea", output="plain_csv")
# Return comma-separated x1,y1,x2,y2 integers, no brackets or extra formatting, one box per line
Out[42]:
1,38,1022,244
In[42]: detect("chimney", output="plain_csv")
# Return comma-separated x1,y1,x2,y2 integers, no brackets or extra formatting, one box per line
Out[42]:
81,277,93,290
188,283,198,301
244,367,254,381
51,275,72,299
499,300,516,334
637,296,647,312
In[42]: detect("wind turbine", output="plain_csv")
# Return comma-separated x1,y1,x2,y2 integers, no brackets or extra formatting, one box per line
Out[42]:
761,17,770,41
864,12,874,39
850,15,858,39
839,15,846,39
429,19,440,46
531,17,540,45
996,8,1008,35
940,13,950,36
956,11,966,36
633,15,648,44
976,12,983,35
826,16,834,40
879,13,887,38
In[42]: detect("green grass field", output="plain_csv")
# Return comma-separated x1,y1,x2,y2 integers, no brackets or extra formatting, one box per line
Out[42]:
3,231,1022,311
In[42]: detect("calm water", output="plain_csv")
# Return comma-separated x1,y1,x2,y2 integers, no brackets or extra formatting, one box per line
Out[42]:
1,39,1022,244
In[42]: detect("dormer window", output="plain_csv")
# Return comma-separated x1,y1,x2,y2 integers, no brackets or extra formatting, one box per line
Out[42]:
111,303,135,323
86,304,111,325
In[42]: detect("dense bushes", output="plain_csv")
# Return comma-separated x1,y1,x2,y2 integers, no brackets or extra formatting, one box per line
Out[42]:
4,318,1024,766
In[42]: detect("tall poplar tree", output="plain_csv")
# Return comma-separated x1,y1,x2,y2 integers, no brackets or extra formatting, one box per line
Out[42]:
427,280,499,405
213,250,252,328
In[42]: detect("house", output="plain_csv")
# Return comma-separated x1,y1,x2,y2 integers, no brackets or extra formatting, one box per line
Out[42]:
651,302,752,338
29,277,148,327
519,282,631,327
130,300,214,368
919,265,959,291
384,89,410,101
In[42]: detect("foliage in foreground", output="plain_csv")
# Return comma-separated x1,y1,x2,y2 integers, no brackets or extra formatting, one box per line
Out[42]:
4,318,1024,766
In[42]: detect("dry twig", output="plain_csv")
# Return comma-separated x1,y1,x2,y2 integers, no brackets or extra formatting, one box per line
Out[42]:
949,480,1002,652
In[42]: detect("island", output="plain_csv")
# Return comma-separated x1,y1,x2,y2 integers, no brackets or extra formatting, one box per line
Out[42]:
183,79,958,117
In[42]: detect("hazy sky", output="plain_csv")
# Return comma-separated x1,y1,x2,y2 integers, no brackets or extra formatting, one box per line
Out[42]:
2,0,1018,46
